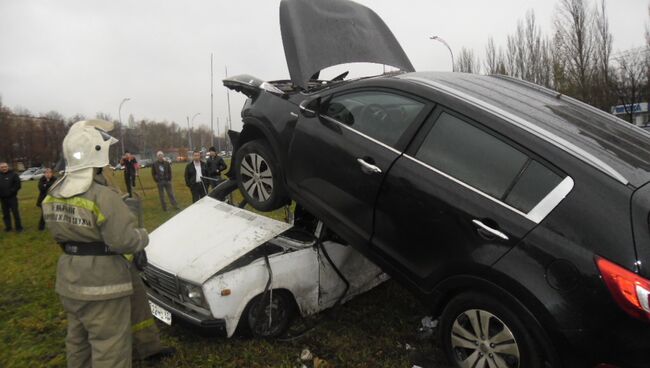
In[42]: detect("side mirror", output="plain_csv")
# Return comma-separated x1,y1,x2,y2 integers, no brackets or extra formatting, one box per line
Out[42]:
299,98,320,118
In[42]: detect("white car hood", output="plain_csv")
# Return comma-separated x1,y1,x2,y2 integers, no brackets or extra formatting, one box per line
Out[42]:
146,196,292,283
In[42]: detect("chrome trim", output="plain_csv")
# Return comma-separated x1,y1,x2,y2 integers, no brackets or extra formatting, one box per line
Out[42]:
320,114,401,155
402,76,629,185
357,158,382,174
527,176,574,223
403,154,573,224
472,219,510,240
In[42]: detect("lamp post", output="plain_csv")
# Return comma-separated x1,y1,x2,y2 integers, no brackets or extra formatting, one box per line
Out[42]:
118,97,131,155
187,112,200,151
430,36,454,72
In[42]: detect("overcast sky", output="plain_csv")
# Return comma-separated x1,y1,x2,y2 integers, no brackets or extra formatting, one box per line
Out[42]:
0,0,647,133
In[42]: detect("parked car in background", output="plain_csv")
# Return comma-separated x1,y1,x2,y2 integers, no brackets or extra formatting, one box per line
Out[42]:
142,196,388,338
222,0,650,366
138,159,152,168
19,167,45,181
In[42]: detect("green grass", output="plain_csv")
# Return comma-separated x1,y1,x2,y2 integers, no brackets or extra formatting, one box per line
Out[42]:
0,163,445,367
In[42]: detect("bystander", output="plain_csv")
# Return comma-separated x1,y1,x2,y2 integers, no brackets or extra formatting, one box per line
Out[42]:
0,162,23,232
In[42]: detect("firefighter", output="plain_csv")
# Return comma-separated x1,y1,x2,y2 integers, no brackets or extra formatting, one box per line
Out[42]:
42,120,172,367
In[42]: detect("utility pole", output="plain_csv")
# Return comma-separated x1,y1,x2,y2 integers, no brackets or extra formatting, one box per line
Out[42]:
118,97,131,155
430,36,455,72
216,117,221,152
225,66,232,151
186,116,192,151
210,53,214,148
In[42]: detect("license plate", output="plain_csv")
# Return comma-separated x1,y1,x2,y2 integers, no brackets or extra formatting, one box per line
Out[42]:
149,301,172,325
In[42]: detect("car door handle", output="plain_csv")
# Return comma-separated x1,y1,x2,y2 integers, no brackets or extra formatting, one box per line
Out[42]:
472,219,509,241
357,158,382,174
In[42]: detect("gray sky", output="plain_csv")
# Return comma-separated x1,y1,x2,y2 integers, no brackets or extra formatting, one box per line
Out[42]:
0,0,647,133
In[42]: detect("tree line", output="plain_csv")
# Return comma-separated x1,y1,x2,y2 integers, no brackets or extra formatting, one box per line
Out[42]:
0,100,226,168
453,0,648,123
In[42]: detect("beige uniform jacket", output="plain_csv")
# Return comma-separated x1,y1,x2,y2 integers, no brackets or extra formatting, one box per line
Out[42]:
43,176,148,301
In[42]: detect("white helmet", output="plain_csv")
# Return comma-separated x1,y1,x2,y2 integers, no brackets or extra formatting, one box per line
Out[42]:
52,119,119,198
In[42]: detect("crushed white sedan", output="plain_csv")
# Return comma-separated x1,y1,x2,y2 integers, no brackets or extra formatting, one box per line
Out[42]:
142,196,388,338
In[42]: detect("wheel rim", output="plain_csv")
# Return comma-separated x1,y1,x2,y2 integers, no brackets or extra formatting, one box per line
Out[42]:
450,309,520,368
249,295,287,337
240,153,274,202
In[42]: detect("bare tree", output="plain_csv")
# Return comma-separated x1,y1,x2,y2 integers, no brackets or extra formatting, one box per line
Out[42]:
455,47,481,73
593,0,613,109
611,49,647,124
484,37,499,74
553,0,596,101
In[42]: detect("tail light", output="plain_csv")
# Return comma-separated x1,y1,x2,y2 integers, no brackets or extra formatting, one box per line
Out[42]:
596,256,650,321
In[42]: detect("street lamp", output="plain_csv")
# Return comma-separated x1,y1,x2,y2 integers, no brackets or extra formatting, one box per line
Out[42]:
430,36,454,72
118,97,131,155
187,112,200,151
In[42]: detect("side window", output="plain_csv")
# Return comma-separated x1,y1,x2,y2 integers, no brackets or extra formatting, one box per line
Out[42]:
323,91,425,147
415,112,562,212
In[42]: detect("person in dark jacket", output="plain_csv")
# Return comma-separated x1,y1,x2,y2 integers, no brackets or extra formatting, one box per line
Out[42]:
205,146,227,191
36,167,57,230
0,162,23,232
120,151,138,197
184,151,208,203
151,151,179,211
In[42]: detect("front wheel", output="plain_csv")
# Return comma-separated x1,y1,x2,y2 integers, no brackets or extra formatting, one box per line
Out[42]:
234,139,288,211
439,292,544,368
241,291,295,338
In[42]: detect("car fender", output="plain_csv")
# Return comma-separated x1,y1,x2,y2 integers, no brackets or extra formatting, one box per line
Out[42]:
203,253,318,337
237,116,287,179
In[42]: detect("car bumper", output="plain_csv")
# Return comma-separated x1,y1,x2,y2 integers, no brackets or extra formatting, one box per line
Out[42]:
558,318,650,368
146,288,227,334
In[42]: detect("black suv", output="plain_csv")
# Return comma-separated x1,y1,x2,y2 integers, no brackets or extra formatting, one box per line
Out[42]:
223,0,650,366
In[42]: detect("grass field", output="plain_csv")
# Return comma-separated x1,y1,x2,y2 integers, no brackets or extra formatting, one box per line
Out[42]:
0,163,446,368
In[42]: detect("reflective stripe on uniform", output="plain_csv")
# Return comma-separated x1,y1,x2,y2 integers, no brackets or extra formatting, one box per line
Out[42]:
132,318,155,333
64,282,133,296
43,195,107,224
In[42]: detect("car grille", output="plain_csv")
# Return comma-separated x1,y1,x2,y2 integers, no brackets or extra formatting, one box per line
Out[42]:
143,265,180,300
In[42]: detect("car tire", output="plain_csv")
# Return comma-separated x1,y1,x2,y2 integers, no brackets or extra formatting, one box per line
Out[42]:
439,291,543,368
241,290,295,338
234,139,288,211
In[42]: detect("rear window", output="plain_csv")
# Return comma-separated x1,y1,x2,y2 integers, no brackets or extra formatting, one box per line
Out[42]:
416,112,563,213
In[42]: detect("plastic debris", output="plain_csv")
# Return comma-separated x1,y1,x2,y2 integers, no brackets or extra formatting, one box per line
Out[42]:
416,316,439,340
421,316,438,329
300,348,313,361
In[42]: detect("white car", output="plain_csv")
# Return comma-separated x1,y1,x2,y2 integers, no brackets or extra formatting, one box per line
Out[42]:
143,196,388,338
19,167,45,181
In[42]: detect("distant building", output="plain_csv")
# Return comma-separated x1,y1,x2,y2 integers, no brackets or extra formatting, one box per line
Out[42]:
611,102,649,126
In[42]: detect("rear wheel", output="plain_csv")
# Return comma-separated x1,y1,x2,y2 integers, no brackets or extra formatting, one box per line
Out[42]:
439,292,543,368
234,139,288,211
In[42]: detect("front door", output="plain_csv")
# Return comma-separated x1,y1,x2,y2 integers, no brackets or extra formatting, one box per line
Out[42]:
287,89,429,247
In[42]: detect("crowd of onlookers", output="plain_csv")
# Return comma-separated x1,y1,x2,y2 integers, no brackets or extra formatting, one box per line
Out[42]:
0,147,227,233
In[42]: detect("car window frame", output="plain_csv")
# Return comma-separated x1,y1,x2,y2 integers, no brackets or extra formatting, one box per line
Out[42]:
318,87,435,152
404,106,574,224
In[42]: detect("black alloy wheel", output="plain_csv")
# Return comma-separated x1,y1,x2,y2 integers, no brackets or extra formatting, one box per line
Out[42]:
440,292,543,368
243,291,294,338
234,139,287,212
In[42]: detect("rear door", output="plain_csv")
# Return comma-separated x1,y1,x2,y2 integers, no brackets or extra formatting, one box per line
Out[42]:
287,89,431,247
371,107,572,290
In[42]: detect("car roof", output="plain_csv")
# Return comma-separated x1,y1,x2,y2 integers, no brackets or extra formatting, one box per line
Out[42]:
399,72,650,188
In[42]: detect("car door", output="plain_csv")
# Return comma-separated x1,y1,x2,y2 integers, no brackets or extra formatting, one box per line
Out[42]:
287,89,430,247
371,107,571,291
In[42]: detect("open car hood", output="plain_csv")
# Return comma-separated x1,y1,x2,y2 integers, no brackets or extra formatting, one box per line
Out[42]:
146,197,292,283
280,0,415,88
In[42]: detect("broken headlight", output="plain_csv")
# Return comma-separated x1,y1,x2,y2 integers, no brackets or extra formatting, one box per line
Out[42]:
180,282,208,309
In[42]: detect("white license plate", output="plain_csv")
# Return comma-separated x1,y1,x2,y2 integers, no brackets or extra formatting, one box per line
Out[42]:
149,301,172,325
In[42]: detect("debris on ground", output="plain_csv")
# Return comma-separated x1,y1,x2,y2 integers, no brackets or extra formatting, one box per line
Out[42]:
416,316,438,340
300,348,313,362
